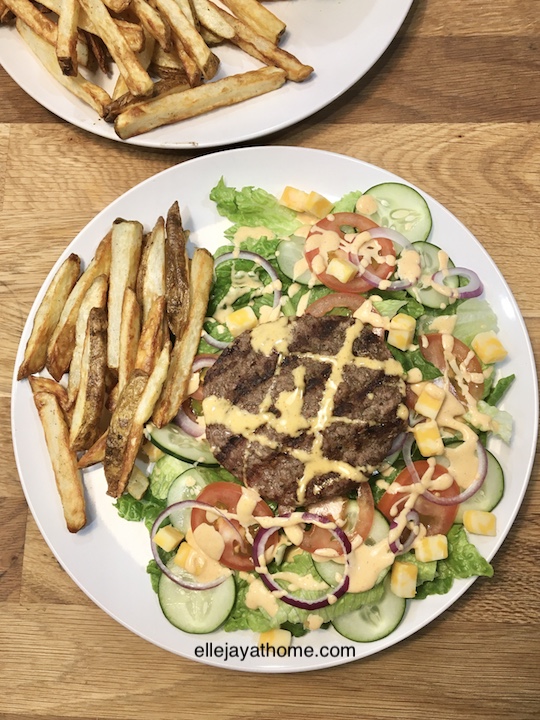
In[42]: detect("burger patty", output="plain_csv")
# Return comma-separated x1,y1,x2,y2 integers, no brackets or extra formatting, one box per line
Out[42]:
202,314,406,512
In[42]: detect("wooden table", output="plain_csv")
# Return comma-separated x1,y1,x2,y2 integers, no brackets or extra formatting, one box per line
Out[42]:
1,2,539,718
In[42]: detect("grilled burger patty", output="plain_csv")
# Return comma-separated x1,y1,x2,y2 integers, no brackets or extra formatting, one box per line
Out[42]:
202,314,406,512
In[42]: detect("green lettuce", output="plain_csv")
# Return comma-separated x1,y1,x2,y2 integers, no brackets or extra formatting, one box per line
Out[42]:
398,552,437,585
453,299,499,347
149,455,192,500
210,178,301,237
388,345,442,380
224,552,384,633
114,492,166,532
332,190,363,213
465,400,513,443
415,525,493,599
485,374,515,406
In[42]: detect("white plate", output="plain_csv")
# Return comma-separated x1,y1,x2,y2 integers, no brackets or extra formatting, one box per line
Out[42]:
0,0,412,149
12,147,538,672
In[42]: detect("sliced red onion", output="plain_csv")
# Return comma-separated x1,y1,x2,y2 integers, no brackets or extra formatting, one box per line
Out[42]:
151,501,241,590
192,355,218,373
202,329,231,350
423,441,488,506
366,226,415,253
402,432,423,485
432,267,483,299
389,509,420,555
252,513,351,610
174,403,204,438
348,248,413,292
386,431,406,458
214,251,282,310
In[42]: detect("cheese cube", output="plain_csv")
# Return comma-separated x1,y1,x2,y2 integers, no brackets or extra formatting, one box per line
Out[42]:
258,628,292,651
414,382,445,420
463,509,497,536
415,534,448,563
225,306,258,337
471,331,508,364
280,186,310,212
326,257,358,284
387,313,416,351
390,561,418,598
153,525,184,552
174,543,204,575
413,420,444,456
305,191,333,219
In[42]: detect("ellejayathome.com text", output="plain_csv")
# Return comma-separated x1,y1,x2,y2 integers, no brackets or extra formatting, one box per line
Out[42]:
195,642,356,663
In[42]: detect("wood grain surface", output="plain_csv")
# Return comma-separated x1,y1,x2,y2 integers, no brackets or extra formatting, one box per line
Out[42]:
1,1,539,719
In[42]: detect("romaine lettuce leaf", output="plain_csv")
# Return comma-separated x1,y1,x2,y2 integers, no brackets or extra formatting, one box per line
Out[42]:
465,400,513,443
485,374,515,406
114,491,166,532
388,345,442,380
453,299,499,347
332,190,363,213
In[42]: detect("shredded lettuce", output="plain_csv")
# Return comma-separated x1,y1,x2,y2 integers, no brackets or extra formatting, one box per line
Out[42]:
453,299,499,347
210,178,302,237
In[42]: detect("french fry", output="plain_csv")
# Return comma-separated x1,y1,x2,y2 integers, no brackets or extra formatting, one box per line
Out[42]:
46,231,111,381
16,19,110,116
153,0,219,80
210,3,313,82
191,0,234,41
107,220,143,371
104,369,149,497
67,273,108,407
150,42,190,80
17,253,80,380
101,0,130,16
77,429,107,468
111,31,155,101
109,341,170,497
77,0,154,97
165,202,190,339
114,65,287,139
170,33,202,87
131,0,171,52
33,391,86,533
106,77,189,122
152,247,213,427
219,0,284,44
134,295,166,375
118,288,141,393
136,216,166,322
69,306,108,452
29,375,72,423
56,0,79,75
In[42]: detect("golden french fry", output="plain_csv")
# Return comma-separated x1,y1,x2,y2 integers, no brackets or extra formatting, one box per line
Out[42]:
69,306,108,452
77,0,154,97
56,0,79,75
170,34,202,86
210,3,313,82
191,0,234,40
77,429,107,468
17,253,80,380
104,369,148,497
136,216,166,322
152,247,214,427
131,0,171,52
219,0,284,44
106,77,188,123
67,273,108,407
46,231,111,381
29,375,72,424
112,31,155,100
112,341,171,497
33,391,86,533
107,220,143,371
118,288,141,393
154,0,218,80
135,295,166,375
16,20,109,114
165,202,190,339
114,65,287,140
100,0,131,18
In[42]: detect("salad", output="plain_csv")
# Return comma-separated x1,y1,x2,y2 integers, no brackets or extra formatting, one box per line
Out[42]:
116,178,514,648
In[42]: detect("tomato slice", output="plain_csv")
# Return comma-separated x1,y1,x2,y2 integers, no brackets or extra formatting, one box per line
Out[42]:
305,213,396,293
299,483,375,555
377,462,460,536
191,482,275,571
420,333,484,401
305,292,367,317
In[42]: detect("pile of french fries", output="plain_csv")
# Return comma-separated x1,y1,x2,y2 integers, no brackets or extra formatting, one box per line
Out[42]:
18,202,214,532
1,0,313,139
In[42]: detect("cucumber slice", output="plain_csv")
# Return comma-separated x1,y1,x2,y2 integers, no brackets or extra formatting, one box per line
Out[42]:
455,449,504,523
332,576,406,643
158,564,236,634
167,467,213,534
363,182,432,243
314,510,390,587
148,423,218,467
407,241,459,309
276,236,321,286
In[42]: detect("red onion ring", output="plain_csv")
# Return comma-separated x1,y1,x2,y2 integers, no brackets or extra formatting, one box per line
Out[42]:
202,329,230,351
174,403,204,438
151,500,241,590
386,431,406,458
423,441,488,506
252,513,352,610
192,355,218,373
366,226,415,253
347,239,415,292
432,267,483,299
389,509,420,555
214,251,282,310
